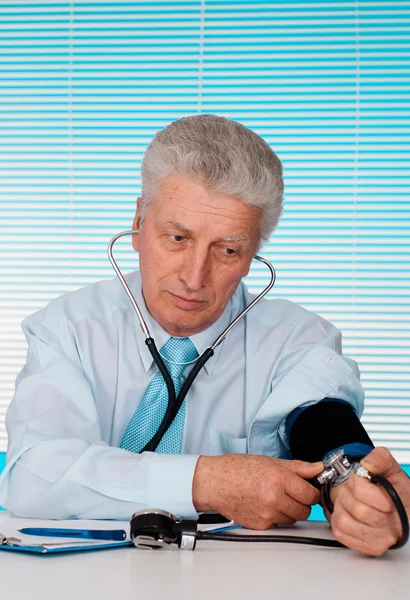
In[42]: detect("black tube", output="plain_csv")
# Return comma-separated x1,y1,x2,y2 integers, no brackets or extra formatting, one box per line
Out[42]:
140,343,213,453
321,482,334,515
169,348,214,422
197,531,346,548
140,338,176,453
370,474,409,550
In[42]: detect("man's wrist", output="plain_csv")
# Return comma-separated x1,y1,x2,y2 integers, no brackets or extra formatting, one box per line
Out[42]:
192,455,222,512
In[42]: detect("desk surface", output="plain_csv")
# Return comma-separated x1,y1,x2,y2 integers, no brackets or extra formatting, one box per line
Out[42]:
1,522,409,600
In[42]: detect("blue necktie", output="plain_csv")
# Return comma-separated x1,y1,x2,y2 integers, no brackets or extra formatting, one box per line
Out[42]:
120,337,199,454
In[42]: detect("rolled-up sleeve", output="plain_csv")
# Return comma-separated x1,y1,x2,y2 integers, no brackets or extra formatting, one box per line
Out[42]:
0,318,199,520
248,313,365,457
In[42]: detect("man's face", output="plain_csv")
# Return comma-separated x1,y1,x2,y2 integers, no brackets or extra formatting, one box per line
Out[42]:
132,174,261,337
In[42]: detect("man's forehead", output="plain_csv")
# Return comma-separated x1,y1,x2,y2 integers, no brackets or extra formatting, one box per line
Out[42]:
147,174,262,243
155,174,260,217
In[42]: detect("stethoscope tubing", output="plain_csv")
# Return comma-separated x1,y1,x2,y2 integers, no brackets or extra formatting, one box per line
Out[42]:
108,229,276,452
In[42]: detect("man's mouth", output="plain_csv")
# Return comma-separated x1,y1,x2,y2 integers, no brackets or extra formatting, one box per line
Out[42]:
167,291,207,310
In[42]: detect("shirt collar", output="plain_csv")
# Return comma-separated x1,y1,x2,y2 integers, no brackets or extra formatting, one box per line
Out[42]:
128,271,234,376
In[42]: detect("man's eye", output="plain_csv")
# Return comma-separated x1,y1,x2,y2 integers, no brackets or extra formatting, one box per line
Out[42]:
223,247,237,256
170,235,185,242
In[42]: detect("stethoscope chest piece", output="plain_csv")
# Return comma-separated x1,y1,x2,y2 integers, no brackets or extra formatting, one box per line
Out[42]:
130,508,198,550
317,448,370,488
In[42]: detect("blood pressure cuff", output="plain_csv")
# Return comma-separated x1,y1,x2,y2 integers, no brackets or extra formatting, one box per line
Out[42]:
287,399,374,463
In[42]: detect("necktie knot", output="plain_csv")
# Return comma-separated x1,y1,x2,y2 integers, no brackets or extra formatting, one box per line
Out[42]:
160,337,199,377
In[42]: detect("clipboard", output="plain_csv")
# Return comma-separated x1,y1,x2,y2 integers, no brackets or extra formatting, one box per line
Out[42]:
0,540,134,554
0,512,134,555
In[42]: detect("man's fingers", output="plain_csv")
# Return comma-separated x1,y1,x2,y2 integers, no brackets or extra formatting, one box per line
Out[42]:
284,473,320,506
271,511,298,526
280,495,312,522
332,504,399,555
331,526,389,557
338,483,394,528
361,447,402,479
283,459,323,479
346,474,394,513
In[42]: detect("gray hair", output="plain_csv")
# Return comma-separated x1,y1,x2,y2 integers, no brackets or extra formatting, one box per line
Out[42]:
140,114,284,243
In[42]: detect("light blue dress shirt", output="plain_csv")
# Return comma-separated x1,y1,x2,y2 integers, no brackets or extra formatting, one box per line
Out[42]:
0,271,364,520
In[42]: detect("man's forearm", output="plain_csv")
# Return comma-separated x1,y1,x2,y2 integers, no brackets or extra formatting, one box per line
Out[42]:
0,440,199,520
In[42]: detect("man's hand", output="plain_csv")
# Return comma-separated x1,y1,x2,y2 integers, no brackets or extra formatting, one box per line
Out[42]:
192,454,322,530
328,447,410,556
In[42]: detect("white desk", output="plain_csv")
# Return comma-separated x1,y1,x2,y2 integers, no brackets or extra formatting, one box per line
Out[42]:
1,522,409,600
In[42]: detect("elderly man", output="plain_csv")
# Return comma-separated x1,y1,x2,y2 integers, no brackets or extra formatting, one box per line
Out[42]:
0,115,408,556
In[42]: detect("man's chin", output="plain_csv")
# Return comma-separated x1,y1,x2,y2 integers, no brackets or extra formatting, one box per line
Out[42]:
160,310,212,337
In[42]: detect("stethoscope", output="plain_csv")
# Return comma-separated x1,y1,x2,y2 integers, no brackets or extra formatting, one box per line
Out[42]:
108,229,276,453
108,230,409,553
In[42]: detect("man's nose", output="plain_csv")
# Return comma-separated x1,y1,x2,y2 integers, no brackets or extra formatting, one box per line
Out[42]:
179,248,210,292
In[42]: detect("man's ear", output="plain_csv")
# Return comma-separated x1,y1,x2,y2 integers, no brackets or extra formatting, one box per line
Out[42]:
132,197,142,252
243,261,253,278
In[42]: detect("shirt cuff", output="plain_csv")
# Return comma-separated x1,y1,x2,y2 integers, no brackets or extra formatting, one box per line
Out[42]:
147,453,200,519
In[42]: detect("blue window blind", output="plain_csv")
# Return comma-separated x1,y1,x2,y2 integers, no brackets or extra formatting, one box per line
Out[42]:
1,1,409,462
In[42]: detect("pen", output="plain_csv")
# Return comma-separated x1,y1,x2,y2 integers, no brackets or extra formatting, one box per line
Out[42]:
18,528,127,541
207,525,242,533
